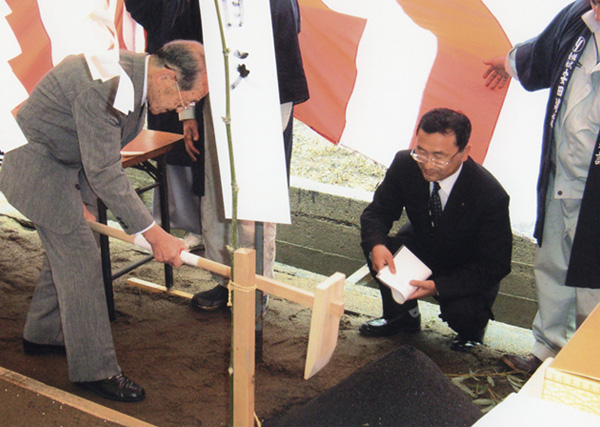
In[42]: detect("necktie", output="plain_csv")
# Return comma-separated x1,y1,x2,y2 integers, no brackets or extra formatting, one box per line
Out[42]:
429,182,442,228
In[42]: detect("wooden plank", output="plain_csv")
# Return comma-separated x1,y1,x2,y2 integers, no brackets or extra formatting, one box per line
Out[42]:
304,272,345,380
255,275,344,317
0,366,155,427
346,264,373,286
126,278,194,300
255,275,315,307
232,249,256,427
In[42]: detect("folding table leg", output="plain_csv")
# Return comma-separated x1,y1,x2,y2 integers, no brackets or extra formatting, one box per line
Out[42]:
156,155,173,288
97,199,116,321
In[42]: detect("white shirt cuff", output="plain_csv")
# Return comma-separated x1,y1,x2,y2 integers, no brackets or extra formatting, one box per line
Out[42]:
136,221,156,235
178,106,196,121
506,47,519,80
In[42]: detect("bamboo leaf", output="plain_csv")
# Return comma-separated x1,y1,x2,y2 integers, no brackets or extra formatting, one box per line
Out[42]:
507,374,524,385
451,377,466,385
454,382,477,398
476,384,489,396
507,376,522,393
481,404,495,414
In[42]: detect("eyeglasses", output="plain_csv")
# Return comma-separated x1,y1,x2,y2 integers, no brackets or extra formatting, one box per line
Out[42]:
173,78,196,111
410,148,462,168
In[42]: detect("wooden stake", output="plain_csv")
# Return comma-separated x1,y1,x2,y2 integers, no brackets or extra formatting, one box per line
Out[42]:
231,248,256,427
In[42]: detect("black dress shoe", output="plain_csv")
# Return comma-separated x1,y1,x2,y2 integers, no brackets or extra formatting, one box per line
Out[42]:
23,339,66,356
450,334,482,352
359,314,421,337
76,373,145,402
191,285,229,311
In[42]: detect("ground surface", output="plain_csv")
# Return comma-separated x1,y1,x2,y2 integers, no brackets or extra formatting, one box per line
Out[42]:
0,212,531,426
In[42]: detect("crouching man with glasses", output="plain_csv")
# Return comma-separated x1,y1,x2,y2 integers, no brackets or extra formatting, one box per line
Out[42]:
359,108,512,351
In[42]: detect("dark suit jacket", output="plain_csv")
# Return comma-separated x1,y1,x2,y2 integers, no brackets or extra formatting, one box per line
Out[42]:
0,51,152,234
124,0,205,174
361,150,512,301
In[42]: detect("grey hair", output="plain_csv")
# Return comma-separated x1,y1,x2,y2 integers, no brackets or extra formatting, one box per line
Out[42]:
152,40,206,91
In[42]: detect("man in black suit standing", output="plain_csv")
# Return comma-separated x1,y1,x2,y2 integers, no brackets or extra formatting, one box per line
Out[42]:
359,108,512,351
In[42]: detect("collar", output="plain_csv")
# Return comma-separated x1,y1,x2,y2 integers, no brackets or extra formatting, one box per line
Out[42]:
582,10,600,33
143,55,149,105
84,51,135,114
432,162,463,196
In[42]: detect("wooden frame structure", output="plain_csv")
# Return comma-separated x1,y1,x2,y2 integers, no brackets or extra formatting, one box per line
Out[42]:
88,221,345,426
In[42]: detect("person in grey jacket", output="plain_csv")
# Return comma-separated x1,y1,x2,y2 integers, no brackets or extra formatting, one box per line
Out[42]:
0,40,208,402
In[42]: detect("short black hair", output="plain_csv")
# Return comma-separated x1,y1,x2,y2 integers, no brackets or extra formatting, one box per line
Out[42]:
153,40,206,91
417,108,471,150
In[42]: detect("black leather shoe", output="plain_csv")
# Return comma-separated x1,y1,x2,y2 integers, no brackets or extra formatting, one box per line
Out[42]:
450,334,482,352
191,285,229,311
359,314,421,337
23,339,66,356
76,373,145,402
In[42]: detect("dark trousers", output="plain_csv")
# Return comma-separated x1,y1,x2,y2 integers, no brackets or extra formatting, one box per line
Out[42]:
363,224,497,341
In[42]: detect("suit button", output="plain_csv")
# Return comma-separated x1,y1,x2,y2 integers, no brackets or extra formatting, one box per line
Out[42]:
75,184,81,190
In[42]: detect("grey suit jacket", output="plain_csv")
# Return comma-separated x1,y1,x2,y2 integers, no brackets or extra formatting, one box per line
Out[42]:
0,51,152,234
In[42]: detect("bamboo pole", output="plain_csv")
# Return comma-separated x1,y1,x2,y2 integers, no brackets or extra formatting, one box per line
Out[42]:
210,2,238,423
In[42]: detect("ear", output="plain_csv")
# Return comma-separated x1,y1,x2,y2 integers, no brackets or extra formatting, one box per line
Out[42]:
155,68,175,85
460,144,471,161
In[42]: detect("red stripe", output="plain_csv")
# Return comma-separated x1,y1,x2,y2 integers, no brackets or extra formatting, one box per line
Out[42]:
400,0,512,163
295,2,366,144
6,0,53,96
114,0,129,51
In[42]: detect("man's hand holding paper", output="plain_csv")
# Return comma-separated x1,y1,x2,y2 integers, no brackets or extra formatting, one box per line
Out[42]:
375,246,432,304
371,244,396,274
407,279,438,300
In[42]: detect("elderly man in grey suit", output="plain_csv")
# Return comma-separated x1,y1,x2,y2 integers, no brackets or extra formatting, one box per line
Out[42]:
0,40,208,402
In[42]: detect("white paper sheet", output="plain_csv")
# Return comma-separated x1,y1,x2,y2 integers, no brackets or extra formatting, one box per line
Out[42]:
376,246,432,304
199,0,291,224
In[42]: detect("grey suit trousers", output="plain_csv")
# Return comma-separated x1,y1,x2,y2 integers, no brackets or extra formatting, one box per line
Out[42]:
24,196,120,382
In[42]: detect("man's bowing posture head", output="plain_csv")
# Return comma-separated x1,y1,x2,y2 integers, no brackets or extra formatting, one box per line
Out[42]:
147,40,208,115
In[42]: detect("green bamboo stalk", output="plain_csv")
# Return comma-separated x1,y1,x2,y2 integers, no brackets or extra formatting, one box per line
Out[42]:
213,0,238,259
212,1,238,425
